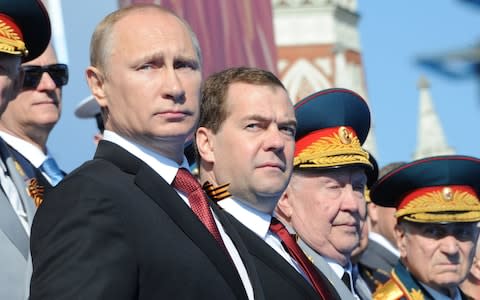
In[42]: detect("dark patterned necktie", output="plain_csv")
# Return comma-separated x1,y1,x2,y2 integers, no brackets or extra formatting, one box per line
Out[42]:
269,217,333,300
342,271,353,293
173,168,227,252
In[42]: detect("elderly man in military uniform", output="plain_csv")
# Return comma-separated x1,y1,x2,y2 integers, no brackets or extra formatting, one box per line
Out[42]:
276,88,373,300
0,0,51,299
371,155,480,300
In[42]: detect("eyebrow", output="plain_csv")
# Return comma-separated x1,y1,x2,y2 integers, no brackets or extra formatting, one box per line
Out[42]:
132,52,199,67
243,114,297,127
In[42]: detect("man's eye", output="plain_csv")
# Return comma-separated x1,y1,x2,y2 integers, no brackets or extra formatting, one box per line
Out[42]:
327,184,341,190
280,126,296,136
423,227,445,239
453,227,475,241
353,184,365,192
175,61,198,70
138,64,155,71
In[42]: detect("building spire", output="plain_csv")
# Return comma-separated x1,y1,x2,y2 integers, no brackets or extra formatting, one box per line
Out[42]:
413,75,454,159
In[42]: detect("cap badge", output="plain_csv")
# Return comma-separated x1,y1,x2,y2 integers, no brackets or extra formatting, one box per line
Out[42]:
338,126,353,145
442,187,453,201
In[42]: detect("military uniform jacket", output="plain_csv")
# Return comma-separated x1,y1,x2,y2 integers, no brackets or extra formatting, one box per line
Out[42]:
373,261,468,300
0,139,36,300
298,239,371,300
357,236,398,291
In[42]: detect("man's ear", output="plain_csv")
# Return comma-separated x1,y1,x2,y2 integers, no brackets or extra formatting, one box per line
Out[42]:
275,188,293,223
86,66,107,107
368,203,379,224
196,127,215,163
395,223,407,258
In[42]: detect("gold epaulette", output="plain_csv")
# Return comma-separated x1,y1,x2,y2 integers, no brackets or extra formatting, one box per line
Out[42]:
372,279,405,300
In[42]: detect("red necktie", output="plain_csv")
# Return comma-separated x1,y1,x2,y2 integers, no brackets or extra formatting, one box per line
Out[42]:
269,217,332,300
173,168,227,252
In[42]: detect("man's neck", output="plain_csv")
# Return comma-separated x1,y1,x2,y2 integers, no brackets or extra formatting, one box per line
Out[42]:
0,124,48,153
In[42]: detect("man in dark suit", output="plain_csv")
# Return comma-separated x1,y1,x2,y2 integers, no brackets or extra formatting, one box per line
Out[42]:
30,5,262,300
196,67,339,299
0,44,68,191
0,1,51,299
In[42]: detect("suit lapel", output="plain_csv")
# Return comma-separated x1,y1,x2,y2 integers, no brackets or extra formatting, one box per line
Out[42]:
226,214,318,295
4,156,36,226
95,141,248,300
211,203,265,300
0,177,29,259
299,239,355,300
353,269,372,300
6,143,54,192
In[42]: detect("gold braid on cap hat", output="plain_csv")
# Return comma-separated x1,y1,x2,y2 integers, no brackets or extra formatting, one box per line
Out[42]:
0,17,28,56
396,186,480,223
294,126,371,169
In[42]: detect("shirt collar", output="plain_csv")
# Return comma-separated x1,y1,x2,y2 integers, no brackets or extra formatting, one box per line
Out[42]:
420,282,461,300
102,130,189,183
324,256,353,278
218,197,271,240
0,130,48,167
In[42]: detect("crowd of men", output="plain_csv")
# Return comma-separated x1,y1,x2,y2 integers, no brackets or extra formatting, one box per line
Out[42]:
1,1,479,299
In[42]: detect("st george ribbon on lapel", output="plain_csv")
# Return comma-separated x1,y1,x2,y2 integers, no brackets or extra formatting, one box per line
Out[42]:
40,157,64,186
269,217,333,300
173,168,229,253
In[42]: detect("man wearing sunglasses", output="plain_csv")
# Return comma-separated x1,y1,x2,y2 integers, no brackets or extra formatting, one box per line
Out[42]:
0,1,51,299
0,44,68,191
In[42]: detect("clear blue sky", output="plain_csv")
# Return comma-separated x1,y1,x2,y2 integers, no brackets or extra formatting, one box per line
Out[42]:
48,0,480,172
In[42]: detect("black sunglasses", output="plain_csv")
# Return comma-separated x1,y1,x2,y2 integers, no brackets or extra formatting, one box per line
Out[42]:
22,63,69,89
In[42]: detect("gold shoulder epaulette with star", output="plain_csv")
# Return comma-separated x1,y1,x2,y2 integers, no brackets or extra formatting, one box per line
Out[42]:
373,279,406,300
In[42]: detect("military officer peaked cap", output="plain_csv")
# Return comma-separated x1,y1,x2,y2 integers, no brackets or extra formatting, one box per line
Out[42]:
0,0,51,62
370,155,480,223
293,88,372,170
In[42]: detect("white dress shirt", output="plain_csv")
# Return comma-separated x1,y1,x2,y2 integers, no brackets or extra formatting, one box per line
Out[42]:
102,131,254,300
0,131,60,186
219,197,307,277
326,258,360,300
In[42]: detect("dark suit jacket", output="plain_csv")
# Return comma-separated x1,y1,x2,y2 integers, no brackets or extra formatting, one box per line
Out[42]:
30,141,263,300
224,213,341,300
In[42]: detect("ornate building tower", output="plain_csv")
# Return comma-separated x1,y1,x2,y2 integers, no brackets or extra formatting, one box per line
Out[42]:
272,0,377,156
413,76,455,159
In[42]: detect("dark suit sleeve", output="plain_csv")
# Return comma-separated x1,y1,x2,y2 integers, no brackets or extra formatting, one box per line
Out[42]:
30,174,137,300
